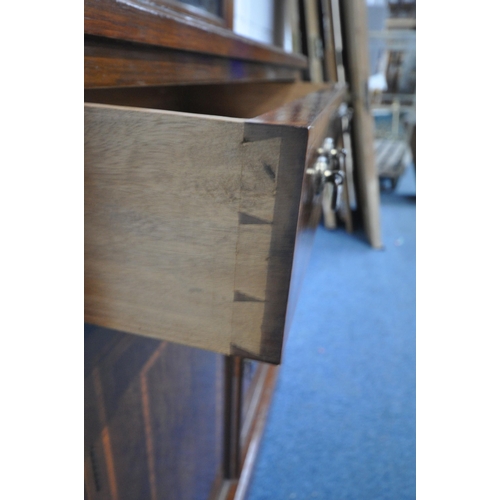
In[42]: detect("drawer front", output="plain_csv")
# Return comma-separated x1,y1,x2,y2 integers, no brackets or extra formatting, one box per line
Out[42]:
85,84,346,364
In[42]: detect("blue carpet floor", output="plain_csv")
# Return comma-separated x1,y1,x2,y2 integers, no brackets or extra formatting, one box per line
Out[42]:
246,166,416,500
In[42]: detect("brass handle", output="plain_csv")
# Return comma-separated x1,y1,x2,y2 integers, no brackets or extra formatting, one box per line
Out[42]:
306,137,346,210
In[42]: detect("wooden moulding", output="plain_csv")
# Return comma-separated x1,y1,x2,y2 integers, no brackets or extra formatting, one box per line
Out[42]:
85,83,347,364
209,361,280,500
85,37,302,89
233,363,279,500
84,0,308,68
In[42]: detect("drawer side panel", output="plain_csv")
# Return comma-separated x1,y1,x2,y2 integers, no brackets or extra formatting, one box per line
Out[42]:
85,104,245,354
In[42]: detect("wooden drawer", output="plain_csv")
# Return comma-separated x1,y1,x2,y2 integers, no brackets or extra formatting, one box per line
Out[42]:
85,82,347,364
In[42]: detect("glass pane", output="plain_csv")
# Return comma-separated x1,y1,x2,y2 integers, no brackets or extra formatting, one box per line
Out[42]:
176,0,222,17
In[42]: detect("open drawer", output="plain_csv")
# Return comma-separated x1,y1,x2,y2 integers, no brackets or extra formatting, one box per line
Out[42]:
85,82,347,364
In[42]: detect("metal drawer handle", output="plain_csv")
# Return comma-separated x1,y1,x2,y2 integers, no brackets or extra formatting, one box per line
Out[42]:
306,137,346,210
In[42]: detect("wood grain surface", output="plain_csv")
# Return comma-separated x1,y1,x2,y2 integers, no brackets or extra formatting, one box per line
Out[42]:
84,0,307,68
253,82,348,334
233,363,279,500
85,37,301,89
251,82,346,128
85,106,249,355
84,325,224,500
85,84,345,363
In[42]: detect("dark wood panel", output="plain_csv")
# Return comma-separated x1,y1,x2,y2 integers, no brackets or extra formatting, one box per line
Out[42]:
84,0,307,68
251,82,347,128
84,326,224,500
224,357,243,479
239,84,348,358
147,343,224,499
85,37,301,88
233,364,280,500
